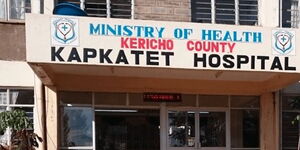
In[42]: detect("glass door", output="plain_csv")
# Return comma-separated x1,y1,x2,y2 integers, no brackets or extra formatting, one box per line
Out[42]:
168,110,228,150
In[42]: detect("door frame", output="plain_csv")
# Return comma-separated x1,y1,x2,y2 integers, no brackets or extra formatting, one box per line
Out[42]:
165,107,230,150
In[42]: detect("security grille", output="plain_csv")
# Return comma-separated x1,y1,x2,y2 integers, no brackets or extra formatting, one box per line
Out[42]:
239,0,258,25
191,0,212,23
215,0,235,24
58,0,132,19
191,0,258,25
282,0,300,28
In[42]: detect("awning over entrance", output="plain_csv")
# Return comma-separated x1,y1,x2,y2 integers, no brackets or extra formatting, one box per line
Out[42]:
25,14,300,95
28,63,300,95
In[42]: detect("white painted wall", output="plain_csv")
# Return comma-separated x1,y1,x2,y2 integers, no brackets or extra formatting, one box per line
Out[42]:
43,0,54,15
0,60,34,87
31,0,41,14
259,0,280,27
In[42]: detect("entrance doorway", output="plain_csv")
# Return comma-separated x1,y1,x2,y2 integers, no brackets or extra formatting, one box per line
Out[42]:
95,109,160,150
167,110,228,150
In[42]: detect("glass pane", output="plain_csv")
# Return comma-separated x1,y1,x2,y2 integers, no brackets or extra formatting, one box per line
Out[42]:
191,0,212,23
282,95,300,110
25,0,31,13
61,149,93,150
85,0,107,17
0,89,7,105
110,0,131,19
200,112,226,147
10,89,34,105
282,0,299,28
9,0,25,19
61,107,93,147
11,107,34,127
0,106,6,112
95,109,160,150
94,92,126,105
231,96,259,108
60,91,92,105
231,110,259,148
168,111,195,147
215,0,235,24
231,149,260,150
198,95,228,107
166,94,196,107
0,0,5,19
58,0,81,5
239,0,258,25
0,106,6,138
282,112,300,150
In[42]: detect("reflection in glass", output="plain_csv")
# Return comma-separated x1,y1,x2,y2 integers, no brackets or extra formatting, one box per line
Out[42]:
9,0,31,19
200,112,226,147
282,96,300,110
12,107,33,121
231,96,259,108
0,89,7,105
0,0,5,19
10,89,34,105
231,110,259,148
168,111,195,147
282,112,300,150
61,107,93,147
60,91,92,105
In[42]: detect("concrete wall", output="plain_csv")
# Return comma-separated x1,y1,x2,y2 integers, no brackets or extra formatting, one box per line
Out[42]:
259,0,280,27
260,92,280,150
0,60,34,87
0,23,26,61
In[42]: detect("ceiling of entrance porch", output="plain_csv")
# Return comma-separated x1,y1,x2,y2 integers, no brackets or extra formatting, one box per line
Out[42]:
45,64,277,82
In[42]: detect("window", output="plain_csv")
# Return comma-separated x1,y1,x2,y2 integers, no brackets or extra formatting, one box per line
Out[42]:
0,88,34,144
59,92,160,150
281,95,300,150
61,107,93,148
58,0,133,19
191,0,258,25
0,0,31,20
281,0,300,28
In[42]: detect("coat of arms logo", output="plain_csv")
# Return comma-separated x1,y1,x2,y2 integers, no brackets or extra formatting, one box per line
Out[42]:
51,17,79,46
272,30,295,55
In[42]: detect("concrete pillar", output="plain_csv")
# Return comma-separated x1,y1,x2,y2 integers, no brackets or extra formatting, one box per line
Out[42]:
260,92,280,150
45,86,59,150
31,0,41,14
258,0,280,27
33,75,45,150
43,0,54,15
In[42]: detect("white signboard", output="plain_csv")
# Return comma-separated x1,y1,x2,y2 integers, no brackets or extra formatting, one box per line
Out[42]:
26,14,300,73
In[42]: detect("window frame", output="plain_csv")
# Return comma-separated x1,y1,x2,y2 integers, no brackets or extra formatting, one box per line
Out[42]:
59,92,261,150
0,87,35,145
